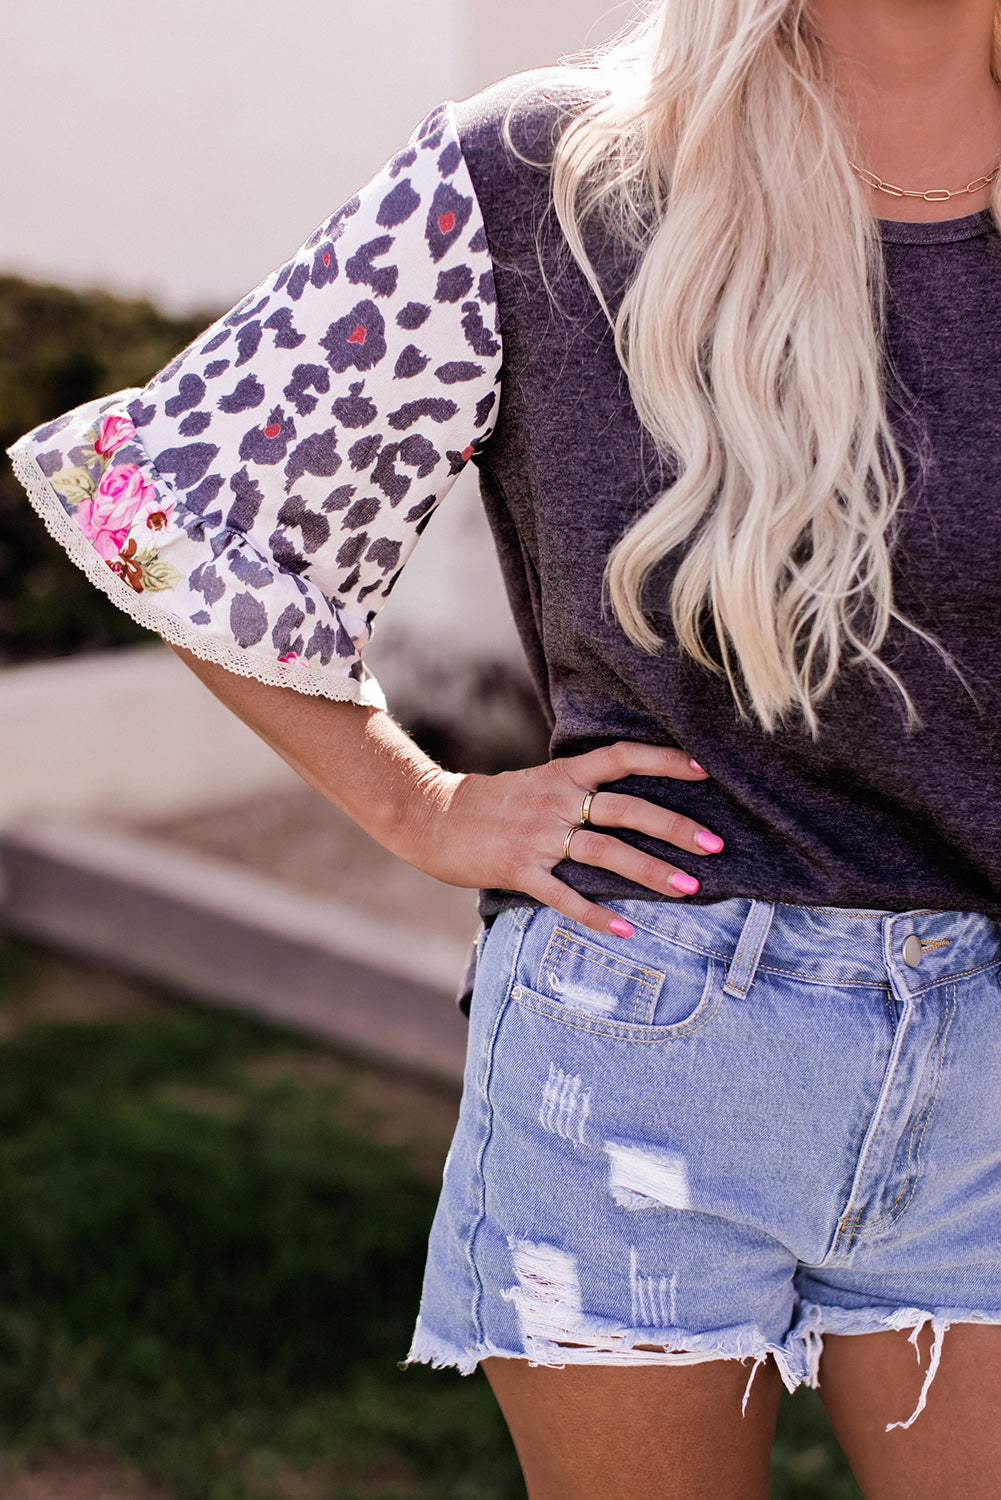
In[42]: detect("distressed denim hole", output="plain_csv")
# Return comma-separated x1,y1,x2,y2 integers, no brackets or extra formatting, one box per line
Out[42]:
538,926,665,1023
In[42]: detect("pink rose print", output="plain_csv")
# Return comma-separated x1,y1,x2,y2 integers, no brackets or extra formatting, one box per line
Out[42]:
94,413,136,457
75,464,157,562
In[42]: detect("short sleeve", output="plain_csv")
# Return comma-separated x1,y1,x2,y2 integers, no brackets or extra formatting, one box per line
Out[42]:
6,101,502,706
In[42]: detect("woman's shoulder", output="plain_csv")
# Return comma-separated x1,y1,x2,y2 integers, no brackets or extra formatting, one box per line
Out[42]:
453,65,608,176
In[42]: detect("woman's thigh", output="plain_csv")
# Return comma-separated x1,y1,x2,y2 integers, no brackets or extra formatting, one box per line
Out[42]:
483,1354,783,1500
819,1324,1001,1500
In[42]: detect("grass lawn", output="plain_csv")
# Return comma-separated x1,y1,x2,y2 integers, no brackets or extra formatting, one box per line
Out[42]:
0,938,862,1499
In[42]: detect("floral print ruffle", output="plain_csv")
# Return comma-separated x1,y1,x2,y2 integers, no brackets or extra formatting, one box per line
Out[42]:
49,411,181,592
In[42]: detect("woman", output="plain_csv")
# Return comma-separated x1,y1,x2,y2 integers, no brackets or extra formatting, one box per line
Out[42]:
9,0,1001,1493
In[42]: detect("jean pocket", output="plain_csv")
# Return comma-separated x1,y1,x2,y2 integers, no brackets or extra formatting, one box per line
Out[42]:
515,916,721,1040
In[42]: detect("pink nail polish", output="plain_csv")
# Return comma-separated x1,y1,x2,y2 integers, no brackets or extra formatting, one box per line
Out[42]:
690,759,707,774
609,918,634,939
696,830,725,854
670,872,700,896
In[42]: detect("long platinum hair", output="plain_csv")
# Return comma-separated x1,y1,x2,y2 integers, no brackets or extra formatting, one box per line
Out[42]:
549,0,1001,731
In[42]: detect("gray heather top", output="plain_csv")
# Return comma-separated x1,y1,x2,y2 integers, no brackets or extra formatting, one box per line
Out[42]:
456,73,1001,920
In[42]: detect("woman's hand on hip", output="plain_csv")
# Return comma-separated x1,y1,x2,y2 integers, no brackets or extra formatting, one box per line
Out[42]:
398,741,722,938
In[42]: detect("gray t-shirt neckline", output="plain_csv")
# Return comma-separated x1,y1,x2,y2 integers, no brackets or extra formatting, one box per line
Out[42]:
878,206,996,244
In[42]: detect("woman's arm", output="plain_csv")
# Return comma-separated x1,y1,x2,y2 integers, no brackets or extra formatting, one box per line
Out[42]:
169,643,719,937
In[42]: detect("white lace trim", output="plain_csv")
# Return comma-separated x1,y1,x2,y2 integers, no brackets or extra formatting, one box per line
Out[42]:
7,437,387,710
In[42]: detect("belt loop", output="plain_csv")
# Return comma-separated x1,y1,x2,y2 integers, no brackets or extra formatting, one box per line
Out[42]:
723,901,775,999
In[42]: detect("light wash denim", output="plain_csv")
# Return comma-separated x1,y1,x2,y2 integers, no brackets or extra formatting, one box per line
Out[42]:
408,897,1001,1428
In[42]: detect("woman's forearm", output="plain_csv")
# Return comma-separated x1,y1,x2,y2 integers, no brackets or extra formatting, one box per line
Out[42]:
167,643,456,868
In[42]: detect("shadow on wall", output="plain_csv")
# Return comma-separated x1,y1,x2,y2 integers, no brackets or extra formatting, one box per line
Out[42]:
0,274,549,775
379,647,551,775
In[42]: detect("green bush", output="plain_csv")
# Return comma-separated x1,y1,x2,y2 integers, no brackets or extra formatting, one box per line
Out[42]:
0,275,211,664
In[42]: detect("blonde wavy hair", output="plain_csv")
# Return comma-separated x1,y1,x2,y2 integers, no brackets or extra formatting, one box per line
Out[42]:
548,0,1001,732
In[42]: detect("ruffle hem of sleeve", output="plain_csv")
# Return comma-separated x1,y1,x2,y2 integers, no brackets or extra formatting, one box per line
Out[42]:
7,391,387,708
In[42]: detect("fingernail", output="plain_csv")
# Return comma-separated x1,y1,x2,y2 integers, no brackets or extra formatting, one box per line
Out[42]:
670,872,700,896
609,918,634,939
690,759,707,773
696,830,725,854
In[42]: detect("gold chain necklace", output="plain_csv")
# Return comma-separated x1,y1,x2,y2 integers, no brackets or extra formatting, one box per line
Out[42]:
848,158,1001,203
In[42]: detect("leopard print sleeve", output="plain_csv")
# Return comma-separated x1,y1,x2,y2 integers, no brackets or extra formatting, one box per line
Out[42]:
6,102,502,706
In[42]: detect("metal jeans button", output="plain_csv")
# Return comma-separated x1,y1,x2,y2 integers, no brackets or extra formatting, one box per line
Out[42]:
902,934,923,968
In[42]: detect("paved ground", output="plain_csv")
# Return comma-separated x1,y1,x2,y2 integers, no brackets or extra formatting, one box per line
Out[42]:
148,783,480,946
0,1451,172,1500
3,778,481,1084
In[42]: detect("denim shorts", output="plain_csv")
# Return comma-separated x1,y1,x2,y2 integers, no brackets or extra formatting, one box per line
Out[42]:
407,897,1001,1428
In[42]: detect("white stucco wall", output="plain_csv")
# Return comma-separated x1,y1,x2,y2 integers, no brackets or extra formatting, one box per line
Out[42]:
461,0,632,94
3,0,462,315
3,0,630,316
0,646,301,831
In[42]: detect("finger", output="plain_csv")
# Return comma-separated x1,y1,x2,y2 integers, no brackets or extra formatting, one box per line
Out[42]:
566,741,709,788
529,871,638,939
562,826,700,899
585,792,725,857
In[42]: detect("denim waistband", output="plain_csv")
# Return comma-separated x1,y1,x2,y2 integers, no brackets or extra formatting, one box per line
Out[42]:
606,897,1001,1001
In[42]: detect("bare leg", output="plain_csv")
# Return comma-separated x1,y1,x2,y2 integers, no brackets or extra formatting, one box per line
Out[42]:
482,1355,783,1500
819,1324,1001,1499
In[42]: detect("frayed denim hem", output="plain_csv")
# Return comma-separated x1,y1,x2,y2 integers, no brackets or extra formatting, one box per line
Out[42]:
406,1314,813,1413
404,1323,508,1377
409,1302,1001,1433
797,1300,1001,1431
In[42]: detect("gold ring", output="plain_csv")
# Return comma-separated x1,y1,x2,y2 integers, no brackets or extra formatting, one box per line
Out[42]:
580,789,597,826
562,826,580,862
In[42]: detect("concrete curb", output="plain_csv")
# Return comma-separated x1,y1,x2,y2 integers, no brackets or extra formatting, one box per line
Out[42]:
0,645,302,831
0,820,470,1087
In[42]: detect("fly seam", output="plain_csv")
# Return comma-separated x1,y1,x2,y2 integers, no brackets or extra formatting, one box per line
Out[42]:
875,985,955,1230
833,1008,913,1252
839,1003,942,1240
852,987,956,1235
884,989,897,1029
